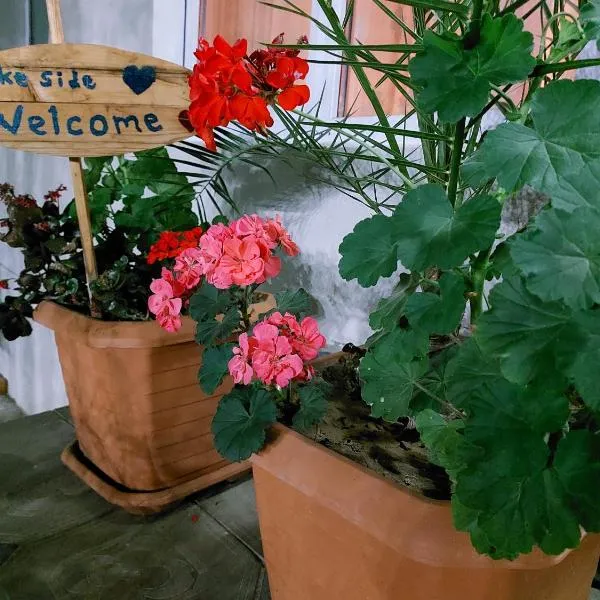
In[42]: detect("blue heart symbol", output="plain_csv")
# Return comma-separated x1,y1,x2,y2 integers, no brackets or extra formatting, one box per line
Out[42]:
122,65,156,95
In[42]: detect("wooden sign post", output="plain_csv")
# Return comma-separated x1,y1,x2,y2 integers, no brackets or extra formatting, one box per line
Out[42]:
0,0,193,310
47,0,97,308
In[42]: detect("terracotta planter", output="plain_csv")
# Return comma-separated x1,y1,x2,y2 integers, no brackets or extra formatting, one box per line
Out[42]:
35,298,272,511
252,425,600,600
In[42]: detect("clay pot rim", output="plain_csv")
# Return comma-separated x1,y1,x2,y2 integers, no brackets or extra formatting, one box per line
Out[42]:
252,423,586,570
34,300,197,348
34,295,276,349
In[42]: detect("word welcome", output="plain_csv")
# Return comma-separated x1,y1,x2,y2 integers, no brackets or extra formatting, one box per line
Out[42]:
0,67,96,90
0,104,164,137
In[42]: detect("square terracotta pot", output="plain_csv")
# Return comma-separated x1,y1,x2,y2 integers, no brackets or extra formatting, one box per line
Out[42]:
35,300,271,494
252,425,600,600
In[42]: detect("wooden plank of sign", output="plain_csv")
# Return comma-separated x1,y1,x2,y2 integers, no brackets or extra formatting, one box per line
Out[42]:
0,45,189,107
0,44,193,157
0,102,193,156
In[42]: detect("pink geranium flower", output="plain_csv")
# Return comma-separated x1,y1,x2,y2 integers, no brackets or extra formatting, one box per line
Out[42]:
251,322,304,387
266,312,326,360
231,214,277,249
148,270,184,332
291,316,326,360
198,230,226,278
228,333,255,384
174,247,204,289
265,216,300,257
215,236,265,287
157,312,182,333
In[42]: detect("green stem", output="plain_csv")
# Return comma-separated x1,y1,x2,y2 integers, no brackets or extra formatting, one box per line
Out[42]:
469,244,494,324
464,0,484,48
240,287,252,332
447,119,466,208
447,0,484,206
531,57,600,77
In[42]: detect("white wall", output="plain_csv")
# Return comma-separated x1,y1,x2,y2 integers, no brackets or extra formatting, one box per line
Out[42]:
0,0,183,414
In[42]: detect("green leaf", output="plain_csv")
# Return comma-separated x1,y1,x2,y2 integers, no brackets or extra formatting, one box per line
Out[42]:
273,288,316,317
554,429,600,532
568,310,600,410
212,387,277,462
339,213,400,287
581,0,600,45
475,277,585,384
369,273,417,332
464,80,600,192
511,207,600,310
189,286,234,323
451,380,577,559
548,17,584,61
293,381,331,432
415,409,465,479
195,308,240,347
545,158,600,213
445,338,504,407
83,156,110,189
359,328,429,422
394,185,501,272
405,272,466,335
199,344,234,395
409,14,535,121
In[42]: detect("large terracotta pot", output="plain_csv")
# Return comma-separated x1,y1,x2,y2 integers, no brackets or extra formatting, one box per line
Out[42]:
35,299,272,511
252,425,600,600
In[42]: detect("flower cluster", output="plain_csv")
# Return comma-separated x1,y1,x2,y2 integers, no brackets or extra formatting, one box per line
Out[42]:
229,312,326,388
44,184,67,203
147,227,204,264
0,280,9,290
188,34,310,151
148,216,299,332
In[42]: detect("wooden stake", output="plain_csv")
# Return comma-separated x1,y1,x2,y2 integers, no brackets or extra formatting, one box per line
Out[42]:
46,0,100,315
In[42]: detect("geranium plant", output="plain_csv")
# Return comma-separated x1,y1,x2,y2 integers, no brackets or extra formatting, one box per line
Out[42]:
0,148,226,339
180,0,600,562
267,0,600,562
148,213,328,461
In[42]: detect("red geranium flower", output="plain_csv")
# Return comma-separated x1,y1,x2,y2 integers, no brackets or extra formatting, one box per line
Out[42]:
188,34,310,151
147,227,204,265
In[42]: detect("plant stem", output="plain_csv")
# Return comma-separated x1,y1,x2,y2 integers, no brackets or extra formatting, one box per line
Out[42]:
464,0,484,48
240,287,252,331
447,0,484,207
447,119,466,208
469,244,493,324
531,57,600,76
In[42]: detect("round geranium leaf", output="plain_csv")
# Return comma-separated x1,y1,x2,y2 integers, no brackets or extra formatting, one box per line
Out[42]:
212,387,277,462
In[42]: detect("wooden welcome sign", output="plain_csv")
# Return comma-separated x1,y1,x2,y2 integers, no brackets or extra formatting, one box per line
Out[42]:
0,0,198,309
0,44,192,157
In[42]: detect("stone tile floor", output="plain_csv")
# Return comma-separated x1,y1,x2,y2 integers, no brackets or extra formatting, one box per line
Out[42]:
0,408,598,599
0,408,269,599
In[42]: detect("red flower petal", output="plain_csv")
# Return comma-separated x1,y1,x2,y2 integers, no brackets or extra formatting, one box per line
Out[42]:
278,85,310,110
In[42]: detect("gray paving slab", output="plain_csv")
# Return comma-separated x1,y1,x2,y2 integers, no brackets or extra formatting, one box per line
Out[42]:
0,410,268,600
0,505,264,600
197,478,263,558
